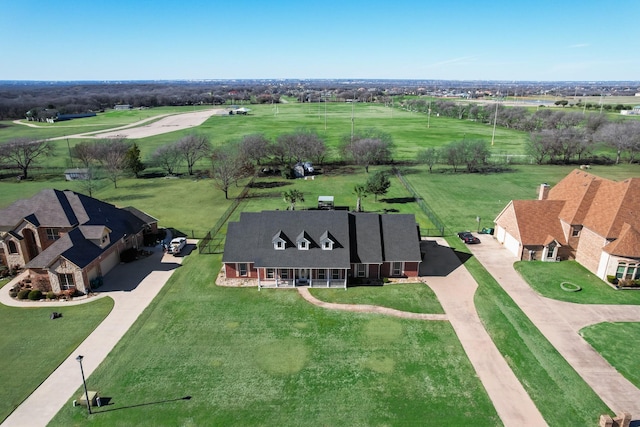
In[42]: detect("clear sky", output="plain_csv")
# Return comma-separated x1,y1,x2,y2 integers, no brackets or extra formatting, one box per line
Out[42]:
1,0,639,81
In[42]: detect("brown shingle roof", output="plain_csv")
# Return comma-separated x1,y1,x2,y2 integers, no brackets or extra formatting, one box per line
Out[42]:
512,200,567,246
603,223,640,257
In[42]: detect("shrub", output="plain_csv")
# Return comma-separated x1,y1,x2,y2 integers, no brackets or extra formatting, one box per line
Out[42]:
46,291,56,300
9,289,18,298
17,289,30,300
382,277,391,284
607,275,618,285
281,169,294,179
28,290,43,300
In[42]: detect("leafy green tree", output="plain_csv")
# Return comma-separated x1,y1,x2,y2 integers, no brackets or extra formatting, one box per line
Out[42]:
365,171,390,201
282,189,304,210
125,142,145,178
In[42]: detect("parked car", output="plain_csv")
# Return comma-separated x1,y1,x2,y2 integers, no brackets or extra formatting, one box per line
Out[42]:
168,237,187,254
457,231,481,244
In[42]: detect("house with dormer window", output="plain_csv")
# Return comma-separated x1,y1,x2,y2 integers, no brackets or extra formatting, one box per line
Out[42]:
0,189,157,294
222,210,422,289
494,170,640,282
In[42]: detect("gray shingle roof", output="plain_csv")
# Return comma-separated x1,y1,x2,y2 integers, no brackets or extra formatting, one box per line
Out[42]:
223,210,421,268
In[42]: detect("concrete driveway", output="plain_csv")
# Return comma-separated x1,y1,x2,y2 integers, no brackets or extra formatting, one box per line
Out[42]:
469,235,640,419
1,245,183,427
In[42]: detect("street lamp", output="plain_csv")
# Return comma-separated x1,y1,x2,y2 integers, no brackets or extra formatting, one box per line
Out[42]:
76,355,92,415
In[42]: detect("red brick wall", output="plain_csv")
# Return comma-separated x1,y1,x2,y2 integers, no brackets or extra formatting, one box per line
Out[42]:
224,263,257,278
404,262,419,277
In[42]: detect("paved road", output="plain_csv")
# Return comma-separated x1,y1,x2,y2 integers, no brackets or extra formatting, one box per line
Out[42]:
1,246,184,427
469,235,640,418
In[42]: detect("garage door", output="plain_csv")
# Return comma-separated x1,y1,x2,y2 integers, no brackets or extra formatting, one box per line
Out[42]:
503,232,521,258
496,226,506,243
99,250,120,276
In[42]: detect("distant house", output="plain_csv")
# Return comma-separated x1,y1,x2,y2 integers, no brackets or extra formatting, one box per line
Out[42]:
620,106,640,115
494,170,640,282
114,104,132,110
222,210,422,289
317,196,334,210
0,189,158,294
64,168,90,181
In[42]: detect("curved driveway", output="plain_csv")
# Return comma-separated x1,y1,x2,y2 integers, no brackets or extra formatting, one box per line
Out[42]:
0,246,184,427
469,236,640,417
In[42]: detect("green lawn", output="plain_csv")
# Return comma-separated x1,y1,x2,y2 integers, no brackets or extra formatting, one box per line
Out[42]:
309,283,445,314
580,322,640,388
514,260,640,304
50,254,500,427
0,297,114,423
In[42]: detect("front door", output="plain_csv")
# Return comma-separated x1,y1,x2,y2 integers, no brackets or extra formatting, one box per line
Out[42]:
297,268,309,285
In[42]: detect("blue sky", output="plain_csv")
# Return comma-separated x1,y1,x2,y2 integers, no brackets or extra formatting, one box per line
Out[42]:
1,0,639,81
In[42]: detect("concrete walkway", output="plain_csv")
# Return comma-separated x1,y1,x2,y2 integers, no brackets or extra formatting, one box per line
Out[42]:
1,245,186,427
469,236,640,418
299,238,547,427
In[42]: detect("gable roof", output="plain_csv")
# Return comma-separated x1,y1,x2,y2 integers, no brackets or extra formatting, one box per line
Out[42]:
510,200,567,246
603,223,640,258
223,210,421,268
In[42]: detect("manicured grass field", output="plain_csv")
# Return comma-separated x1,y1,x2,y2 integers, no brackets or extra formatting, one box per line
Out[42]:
581,322,640,388
310,283,445,314
514,261,640,304
450,238,612,426
0,297,114,423
50,254,500,426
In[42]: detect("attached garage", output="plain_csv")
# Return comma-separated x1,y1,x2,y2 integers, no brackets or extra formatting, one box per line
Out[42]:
496,225,522,258
99,250,120,276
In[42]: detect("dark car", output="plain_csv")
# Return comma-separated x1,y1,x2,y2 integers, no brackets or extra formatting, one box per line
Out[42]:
458,231,481,244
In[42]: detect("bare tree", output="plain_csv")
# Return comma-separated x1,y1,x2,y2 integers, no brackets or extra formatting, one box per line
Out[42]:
151,143,182,175
416,147,439,173
0,138,52,179
71,140,98,167
272,129,326,168
598,121,640,164
341,129,393,173
210,143,252,199
93,138,130,188
177,133,211,175
239,133,270,166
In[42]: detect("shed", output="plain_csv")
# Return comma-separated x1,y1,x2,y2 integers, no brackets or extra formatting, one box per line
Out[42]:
64,168,90,181
318,196,334,210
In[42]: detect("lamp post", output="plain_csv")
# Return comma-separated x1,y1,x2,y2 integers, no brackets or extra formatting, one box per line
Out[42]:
76,355,92,415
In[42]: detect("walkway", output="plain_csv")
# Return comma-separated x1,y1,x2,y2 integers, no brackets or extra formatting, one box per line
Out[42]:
469,236,640,417
299,238,547,427
1,245,186,427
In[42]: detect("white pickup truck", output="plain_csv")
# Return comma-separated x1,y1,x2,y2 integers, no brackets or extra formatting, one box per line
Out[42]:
168,237,187,255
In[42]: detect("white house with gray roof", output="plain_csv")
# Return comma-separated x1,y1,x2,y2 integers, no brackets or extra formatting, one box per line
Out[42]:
222,210,422,288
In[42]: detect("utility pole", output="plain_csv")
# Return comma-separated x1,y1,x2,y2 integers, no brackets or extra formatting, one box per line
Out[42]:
491,101,499,146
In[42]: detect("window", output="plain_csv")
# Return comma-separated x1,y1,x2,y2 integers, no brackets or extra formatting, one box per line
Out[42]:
546,241,557,259
280,269,289,279
275,241,284,250
392,262,402,276
322,241,333,250
356,264,366,278
571,226,582,237
298,240,308,250
266,268,275,279
331,269,340,280
317,269,326,280
7,241,18,254
616,262,640,280
238,263,248,277
46,228,60,241
58,273,75,290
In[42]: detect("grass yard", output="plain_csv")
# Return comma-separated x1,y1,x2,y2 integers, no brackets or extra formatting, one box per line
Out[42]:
309,283,445,314
514,261,640,304
449,238,612,426
580,322,640,389
50,254,500,427
0,297,114,423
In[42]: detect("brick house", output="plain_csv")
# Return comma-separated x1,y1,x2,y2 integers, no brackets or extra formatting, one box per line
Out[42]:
0,189,157,294
222,210,422,289
494,170,640,281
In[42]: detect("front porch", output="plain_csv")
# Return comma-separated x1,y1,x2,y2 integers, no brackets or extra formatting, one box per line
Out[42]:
258,267,348,290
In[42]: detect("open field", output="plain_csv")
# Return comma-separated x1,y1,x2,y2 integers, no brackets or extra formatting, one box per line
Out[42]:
581,322,640,389
0,297,114,422
515,261,640,305
50,254,500,427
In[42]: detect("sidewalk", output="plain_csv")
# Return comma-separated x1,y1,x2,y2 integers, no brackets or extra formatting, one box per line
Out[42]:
1,246,184,427
469,236,640,417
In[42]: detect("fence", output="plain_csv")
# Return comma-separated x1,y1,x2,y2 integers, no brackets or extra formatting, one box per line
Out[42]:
198,176,255,254
394,169,446,237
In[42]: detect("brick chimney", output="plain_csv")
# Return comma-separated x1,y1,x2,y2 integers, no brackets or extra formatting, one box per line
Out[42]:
538,183,550,200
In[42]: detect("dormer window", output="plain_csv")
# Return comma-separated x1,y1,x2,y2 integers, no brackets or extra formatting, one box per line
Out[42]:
320,230,335,250
46,228,60,240
272,230,287,250
296,230,312,251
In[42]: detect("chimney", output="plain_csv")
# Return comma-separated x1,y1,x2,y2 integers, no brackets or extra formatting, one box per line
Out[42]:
538,183,550,200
